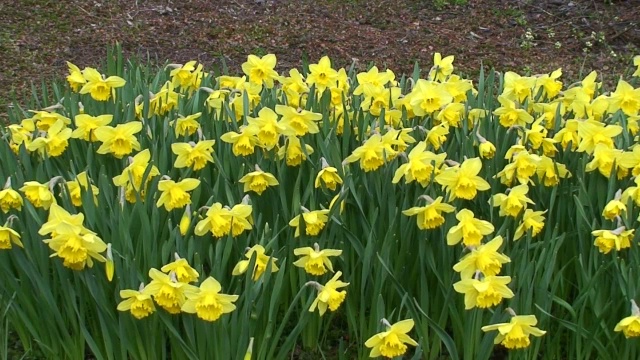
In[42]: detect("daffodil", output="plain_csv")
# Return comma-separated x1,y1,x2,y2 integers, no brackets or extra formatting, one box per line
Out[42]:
239,165,279,195
592,226,633,254
306,56,339,93
242,54,279,88
28,110,71,132
156,177,200,211
146,269,198,314
608,79,640,116
491,184,534,217
66,61,86,92
453,236,511,279
0,219,23,249
276,105,323,137
169,61,206,94
410,79,453,115
229,202,253,237
435,157,491,200
481,312,546,349
307,271,349,316
447,209,494,247
112,149,160,202
453,275,514,309
343,134,388,172
429,52,455,82
289,208,330,237
493,95,534,128
94,122,143,158
79,67,126,101
479,140,496,159
71,114,113,142
514,209,546,240
534,68,563,99
402,196,455,230
172,140,216,171
161,254,199,283
365,318,418,358
425,122,450,150
315,158,343,191
220,126,260,157
553,119,579,151
43,224,108,270
615,300,640,338
577,120,622,154
602,190,626,220
170,113,201,137
27,119,72,157
195,203,233,238
585,144,624,178
20,181,55,210
182,277,239,322
293,243,342,276
0,179,23,213
536,156,570,187
246,107,286,150
393,141,447,187
66,171,99,206
502,71,537,102
277,136,314,166
117,283,156,319
232,245,279,281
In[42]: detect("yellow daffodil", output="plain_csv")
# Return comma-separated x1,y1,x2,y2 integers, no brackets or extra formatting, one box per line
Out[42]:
161,254,200,283
156,178,200,211
293,243,342,276
0,219,23,249
172,140,215,171
117,283,156,319
94,122,143,158
393,141,447,187
315,158,343,191
615,300,640,338
28,110,71,132
72,114,113,142
534,68,563,99
27,119,72,157
169,61,206,94
402,195,455,230
0,179,23,213
229,202,253,237
43,223,108,270
453,236,511,279
491,184,534,217
20,180,55,210
365,318,418,358
306,56,339,93
170,113,201,137
38,203,87,237
343,134,388,172
435,157,491,200
514,209,546,240
289,208,330,237
577,120,622,154
307,271,349,316
277,136,314,166
454,275,514,309
232,245,279,281
410,79,453,115
502,71,536,102
592,226,634,254
112,149,160,202
181,277,239,322
353,66,395,95
195,203,233,238
246,107,286,150
585,144,624,178
425,122,450,150
608,79,640,116
493,95,534,128
429,52,455,82
239,166,279,195
602,190,626,220
447,209,494,247
275,104,323,137
478,140,496,159
146,269,198,314
553,119,579,151
242,54,279,88
79,67,126,101
220,126,260,157
481,311,546,349
536,156,570,186
66,61,86,92
66,171,99,206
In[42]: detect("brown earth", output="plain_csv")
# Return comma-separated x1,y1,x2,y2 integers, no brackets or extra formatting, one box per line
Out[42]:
0,0,639,107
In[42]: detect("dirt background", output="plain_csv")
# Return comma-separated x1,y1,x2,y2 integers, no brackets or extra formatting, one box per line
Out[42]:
0,0,639,107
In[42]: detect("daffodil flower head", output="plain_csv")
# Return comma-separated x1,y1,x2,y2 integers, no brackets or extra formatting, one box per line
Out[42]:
0,216,24,249
306,56,339,93
289,207,330,237
446,208,495,247
453,274,514,309
19,180,56,210
220,126,260,157
277,136,314,167
592,225,633,254
307,271,349,315
66,62,86,92
453,236,511,279
402,195,455,230
365,318,418,358
161,253,200,283
146,269,198,314
232,245,279,281
481,310,546,349
172,140,216,171
491,184,535,218
0,178,23,213
615,300,640,338
435,157,491,200
71,114,113,142
194,203,233,238
315,158,343,191
170,112,201,137
239,165,279,195
293,243,342,276
242,54,279,88
94,122,143,159
156,177,200,211
79,67,126,101
117,283,156,319
514,209,547,240
181,277,239,322
66,171,99,207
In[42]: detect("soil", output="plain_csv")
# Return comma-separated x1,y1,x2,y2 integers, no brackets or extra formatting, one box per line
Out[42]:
0,0,639,111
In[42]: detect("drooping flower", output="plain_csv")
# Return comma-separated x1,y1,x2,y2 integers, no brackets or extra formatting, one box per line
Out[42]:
602,190,626,220
27,119,72,157
392,141,447,187
66,62,86,92
343,134,388,172
0,218,23,249
146,269,198,314
481,312,546,350
182,277,239,322
0,179,23,213
156,178,200,211
117,283,155,319
43,223,108,270
194,203,233,238
615,300,640,338
513,209,547,240
315,158,343,191
277,136,314,166
402,196,455,230
220,126,260,157
592,226,634,254
170,113,201,137
364,318,418,358
161,253,200,283
232,245,279,281
66,171,99,206
453,275,514,309
289,208,330,237
453,236,511,279
307,271,349,316
19,180,56,210
491,184,535,217
293,243,342,276
229,202,253,237
112,149,160,202
238,165,279,195
447,209,494,247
